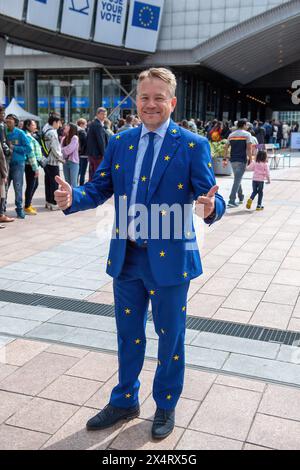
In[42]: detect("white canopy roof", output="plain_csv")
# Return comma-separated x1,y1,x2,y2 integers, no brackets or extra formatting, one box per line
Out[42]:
5,98,41,121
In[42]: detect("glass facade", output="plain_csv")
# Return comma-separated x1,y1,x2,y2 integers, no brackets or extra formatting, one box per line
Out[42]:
5,73,138,125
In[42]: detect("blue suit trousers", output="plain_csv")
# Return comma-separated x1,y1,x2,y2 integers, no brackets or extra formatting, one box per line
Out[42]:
109,242,190,411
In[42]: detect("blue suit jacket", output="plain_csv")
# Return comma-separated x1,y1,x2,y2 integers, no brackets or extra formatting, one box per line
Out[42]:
65,120,226,286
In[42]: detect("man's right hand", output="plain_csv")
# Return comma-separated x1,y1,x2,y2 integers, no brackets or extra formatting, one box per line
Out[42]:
54,176,72,210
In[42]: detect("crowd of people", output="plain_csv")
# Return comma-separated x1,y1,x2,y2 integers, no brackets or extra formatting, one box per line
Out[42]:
179,117,299,148
0,102,299,229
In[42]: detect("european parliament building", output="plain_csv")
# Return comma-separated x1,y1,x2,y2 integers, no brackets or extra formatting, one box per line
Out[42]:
0,0,300,123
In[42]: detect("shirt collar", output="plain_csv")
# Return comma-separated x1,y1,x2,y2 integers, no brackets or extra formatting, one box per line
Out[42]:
141,118,170,140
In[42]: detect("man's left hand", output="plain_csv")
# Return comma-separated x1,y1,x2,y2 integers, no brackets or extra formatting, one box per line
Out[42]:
195,185,219,219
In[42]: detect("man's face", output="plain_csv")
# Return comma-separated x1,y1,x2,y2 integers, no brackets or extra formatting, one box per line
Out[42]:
5,117,15,131
97,111,107,122
0,110,5,122
136,78,177,131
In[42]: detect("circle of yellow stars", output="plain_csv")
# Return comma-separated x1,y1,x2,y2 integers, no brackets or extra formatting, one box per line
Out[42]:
139,5,155,28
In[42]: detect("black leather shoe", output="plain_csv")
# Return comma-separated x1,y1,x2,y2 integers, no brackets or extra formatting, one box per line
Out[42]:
152,408,175,440
86,404,140,431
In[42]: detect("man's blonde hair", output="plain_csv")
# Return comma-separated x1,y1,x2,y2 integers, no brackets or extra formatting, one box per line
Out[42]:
137,68,177,97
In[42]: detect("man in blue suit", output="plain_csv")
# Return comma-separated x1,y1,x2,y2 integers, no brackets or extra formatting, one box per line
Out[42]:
55,68,226,440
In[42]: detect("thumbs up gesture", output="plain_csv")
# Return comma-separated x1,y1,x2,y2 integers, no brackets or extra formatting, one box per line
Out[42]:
195,185,218,219
54,176,72,210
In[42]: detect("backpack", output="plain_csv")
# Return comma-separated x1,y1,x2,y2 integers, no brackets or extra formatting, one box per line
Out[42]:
35,129,51,158
34,129,51,168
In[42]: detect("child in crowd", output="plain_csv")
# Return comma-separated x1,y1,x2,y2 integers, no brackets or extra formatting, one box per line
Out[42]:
246,150,270,211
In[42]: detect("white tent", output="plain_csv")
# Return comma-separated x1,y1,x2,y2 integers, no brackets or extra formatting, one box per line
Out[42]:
5,98,41,121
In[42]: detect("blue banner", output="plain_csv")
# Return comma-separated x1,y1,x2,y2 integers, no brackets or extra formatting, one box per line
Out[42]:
38,97,48,108
71,97,89,107
51,97,66,108
113,97,134,108
16,97,25,106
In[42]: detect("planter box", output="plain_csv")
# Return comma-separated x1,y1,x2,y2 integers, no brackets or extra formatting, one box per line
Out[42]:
213,157,232,176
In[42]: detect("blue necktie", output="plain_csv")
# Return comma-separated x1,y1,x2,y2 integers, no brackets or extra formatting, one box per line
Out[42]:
134,132,156,244
135,132,156,206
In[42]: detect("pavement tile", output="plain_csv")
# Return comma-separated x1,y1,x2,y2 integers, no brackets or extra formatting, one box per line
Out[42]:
216,264,249,280
0,352,79,395
4,281,46,294
287,318,300,331
249,260,281,275
281,257,300,271
61,327,118,350
46,344,89,358
176,430,243,450
215,375,266,392
0,316,40,336
25,323,76,342
36,285,94,300
187,294,225,318
0,279,18,289
0,304,60,322
191,332,279,359
237,273,273,292
85,373,118,410
86,292,115,304
189,384,261,441
66,351,118,382
3,339,50,366
0,425,50,450
39,375,101,406
259,384,300,421
0,335,15,347
0,363,18,382
250,302,293,329
0,268,35,281
273,269,300,287
213,308,253,324
185,345,228,369
259,249,288,262
182,368,216,401
49,311,116,333
7,397,78,434
42,407,123,450
0,391,32,424
248,414,300,450
223,353,300,385
222,289,264,312
199,277,238,297
140,396,200,428
262,284,300,306
229,251,258,265
288,246,300,258
110,418,184,450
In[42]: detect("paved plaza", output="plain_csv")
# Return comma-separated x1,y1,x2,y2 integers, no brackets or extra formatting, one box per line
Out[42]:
1,156,300,450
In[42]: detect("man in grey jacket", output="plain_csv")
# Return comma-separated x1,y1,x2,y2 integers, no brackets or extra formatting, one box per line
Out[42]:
43,113,63,210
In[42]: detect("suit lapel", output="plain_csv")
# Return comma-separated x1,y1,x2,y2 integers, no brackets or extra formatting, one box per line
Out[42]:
124,126,142,201
146,121,181,204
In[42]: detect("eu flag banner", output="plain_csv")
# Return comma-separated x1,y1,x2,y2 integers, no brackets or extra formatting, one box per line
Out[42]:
125,0,164,53
132,1,160,31
0,0,24,20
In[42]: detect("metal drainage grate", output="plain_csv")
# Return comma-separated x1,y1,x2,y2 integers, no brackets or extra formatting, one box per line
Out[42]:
1,289,300,347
